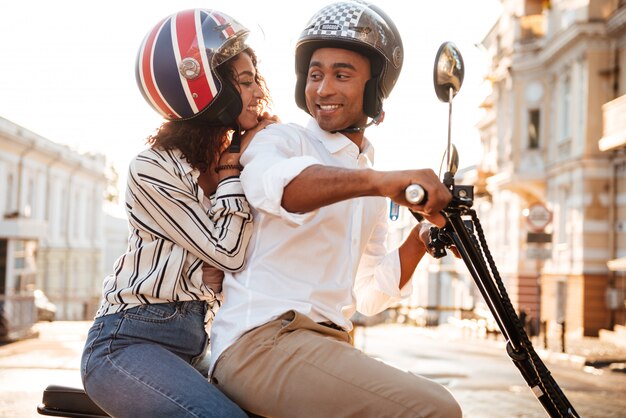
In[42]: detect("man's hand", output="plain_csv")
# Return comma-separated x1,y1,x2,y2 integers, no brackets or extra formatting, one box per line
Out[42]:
378,169,452,227
418,222,461,259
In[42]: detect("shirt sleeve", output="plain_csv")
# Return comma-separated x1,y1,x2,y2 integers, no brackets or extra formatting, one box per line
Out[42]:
128,154,253,272
240,124,321,226
353,203,413,316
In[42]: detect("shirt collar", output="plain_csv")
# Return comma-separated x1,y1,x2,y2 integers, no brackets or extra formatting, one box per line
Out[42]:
171,149,196,177
361,137,375,165
305,118,375,163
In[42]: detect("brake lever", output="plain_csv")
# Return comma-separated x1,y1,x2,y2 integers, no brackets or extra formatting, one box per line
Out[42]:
427,226,449,258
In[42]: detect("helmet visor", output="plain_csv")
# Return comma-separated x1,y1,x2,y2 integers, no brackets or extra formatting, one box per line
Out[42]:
197,11,250,68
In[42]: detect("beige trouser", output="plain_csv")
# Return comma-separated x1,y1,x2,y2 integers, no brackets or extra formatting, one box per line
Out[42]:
211,311,462,418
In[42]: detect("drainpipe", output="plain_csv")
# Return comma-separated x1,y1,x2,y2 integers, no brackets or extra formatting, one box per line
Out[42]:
608,150,625,329
62,162,82,319
611,39,619,99
43,152,61,294
16,140,36,217
606,39,621,329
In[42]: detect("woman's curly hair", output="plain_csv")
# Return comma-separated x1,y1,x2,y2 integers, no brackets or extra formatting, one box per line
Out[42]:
146,48,271,172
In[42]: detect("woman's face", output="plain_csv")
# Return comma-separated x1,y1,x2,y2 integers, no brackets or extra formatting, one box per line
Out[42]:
231,53,263,131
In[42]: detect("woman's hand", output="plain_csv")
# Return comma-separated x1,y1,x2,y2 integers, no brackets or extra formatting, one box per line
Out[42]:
238,112,280,155
215,112,279,178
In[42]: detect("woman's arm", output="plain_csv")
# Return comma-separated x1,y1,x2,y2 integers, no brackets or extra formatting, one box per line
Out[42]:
129,151,253,272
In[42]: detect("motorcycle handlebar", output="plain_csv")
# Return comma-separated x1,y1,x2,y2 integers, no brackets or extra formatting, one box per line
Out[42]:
405,184,428,205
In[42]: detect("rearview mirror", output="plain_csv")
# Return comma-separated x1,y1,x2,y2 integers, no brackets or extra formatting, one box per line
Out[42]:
433,42,465,103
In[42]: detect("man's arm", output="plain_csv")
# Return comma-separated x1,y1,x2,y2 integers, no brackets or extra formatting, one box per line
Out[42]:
354,219,441,315
398,223,430,289
282,165,452,227
281,165,377,212
398,221,462,289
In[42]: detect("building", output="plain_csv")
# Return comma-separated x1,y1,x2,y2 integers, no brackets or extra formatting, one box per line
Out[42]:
0,116,109,338
387,200,474,327
477,0,626,338
598,2,626,337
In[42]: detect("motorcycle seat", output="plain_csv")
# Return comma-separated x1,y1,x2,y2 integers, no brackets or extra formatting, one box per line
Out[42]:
37,384,264,418
37,384,108,418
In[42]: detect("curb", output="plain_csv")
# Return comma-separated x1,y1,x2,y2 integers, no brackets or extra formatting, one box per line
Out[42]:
536,348,587,369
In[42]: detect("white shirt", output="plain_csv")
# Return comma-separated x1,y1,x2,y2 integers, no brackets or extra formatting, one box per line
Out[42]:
96,147,253,326
209,119,412,368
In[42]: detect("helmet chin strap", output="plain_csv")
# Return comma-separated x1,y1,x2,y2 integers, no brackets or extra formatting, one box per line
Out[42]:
330,113,383,135
227,124,243,153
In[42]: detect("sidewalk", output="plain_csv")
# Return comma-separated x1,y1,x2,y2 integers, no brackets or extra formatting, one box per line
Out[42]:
0,321,89,418
536,332,626,371
433,322,626,372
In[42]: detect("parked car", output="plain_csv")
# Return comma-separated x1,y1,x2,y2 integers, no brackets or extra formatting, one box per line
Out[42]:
34,290,57,322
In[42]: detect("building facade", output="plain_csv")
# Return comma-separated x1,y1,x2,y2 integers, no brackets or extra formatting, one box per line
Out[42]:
387,202,474,327
477,0,626,338
0,116,109,337
598,1,626,336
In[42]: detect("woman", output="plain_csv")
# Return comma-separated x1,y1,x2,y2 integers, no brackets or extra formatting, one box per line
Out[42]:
81,9,276,418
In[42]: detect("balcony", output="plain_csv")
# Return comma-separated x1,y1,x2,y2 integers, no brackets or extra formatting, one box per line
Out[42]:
519,14,546,41
599,94,626,152
0,215,47,240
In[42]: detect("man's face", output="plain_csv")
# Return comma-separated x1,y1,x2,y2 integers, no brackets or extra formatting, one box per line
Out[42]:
305,48,370,133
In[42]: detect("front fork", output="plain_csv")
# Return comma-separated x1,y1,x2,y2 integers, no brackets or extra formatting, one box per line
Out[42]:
423,182,474,259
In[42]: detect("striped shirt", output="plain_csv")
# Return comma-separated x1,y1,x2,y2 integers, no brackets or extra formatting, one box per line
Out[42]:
95,147,253,325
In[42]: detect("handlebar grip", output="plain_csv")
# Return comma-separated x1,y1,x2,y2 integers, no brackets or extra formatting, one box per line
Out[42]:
405,184,428,205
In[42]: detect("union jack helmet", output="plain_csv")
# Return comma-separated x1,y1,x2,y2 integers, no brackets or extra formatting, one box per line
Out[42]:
295,1,403,119
136,9,249,124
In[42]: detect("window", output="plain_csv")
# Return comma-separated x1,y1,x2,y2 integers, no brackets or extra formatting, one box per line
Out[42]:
556,280,567,323
557,185,570,245
528,109,540,149
25,178,34,218
0,239,7,294
560,75,571,141
5,174,14,215
503,199,510,245
59,186,67,235
524,0,543,15
11,240,37,295
74,190,80,238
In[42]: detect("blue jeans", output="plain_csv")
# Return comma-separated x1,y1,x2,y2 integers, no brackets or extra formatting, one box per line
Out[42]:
81,301,247,418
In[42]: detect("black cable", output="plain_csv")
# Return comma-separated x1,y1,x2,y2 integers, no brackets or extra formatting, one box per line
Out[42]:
469,209,577,417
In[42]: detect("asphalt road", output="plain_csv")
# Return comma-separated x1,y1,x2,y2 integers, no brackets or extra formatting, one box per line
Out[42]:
357,324,626,418
1,321,625,417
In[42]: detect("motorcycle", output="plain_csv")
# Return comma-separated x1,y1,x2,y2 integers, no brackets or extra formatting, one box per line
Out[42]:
400,42,580,418
37,43,579,418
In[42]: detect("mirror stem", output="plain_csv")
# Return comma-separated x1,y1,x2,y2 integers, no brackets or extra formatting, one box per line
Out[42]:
447,86,453,172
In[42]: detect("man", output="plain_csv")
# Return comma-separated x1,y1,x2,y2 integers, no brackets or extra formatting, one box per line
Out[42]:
210,2,462,417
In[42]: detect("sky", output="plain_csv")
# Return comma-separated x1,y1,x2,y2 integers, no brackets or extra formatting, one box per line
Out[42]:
0,0,502,202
